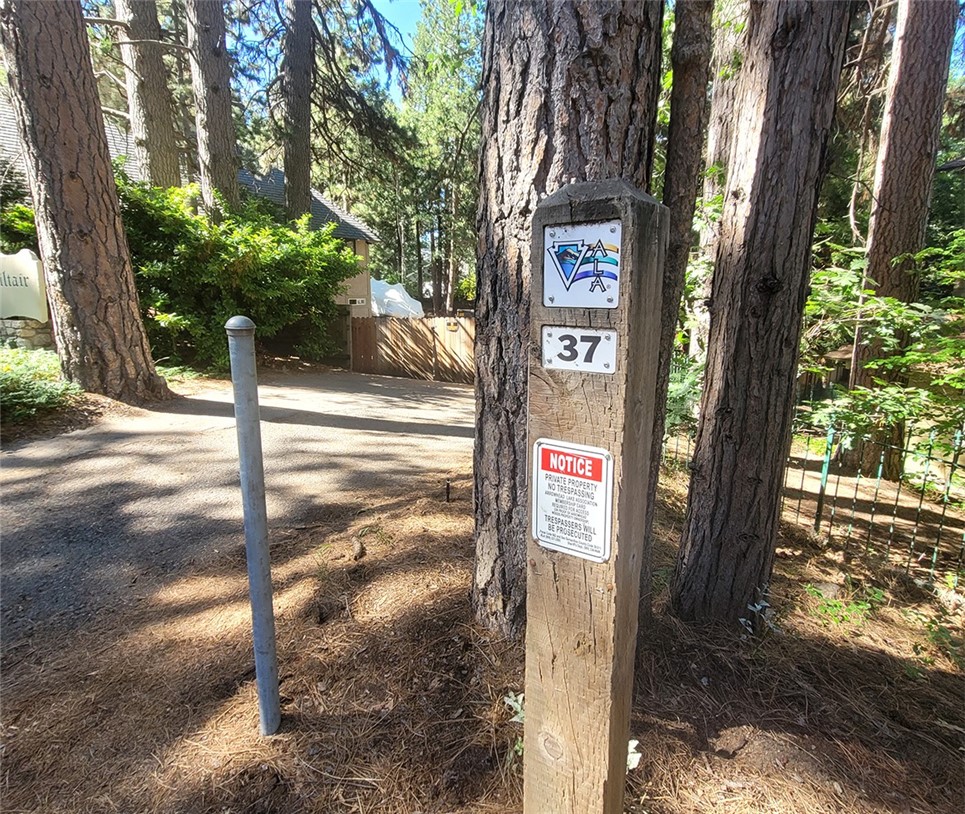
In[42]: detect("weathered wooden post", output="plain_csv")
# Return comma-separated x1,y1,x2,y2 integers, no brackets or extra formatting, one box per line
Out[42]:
524,180,667,813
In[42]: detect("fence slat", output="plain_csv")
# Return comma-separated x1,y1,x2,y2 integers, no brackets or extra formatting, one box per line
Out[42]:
349,316,475,384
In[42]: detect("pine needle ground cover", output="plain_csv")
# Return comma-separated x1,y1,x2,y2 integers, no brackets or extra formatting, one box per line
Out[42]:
1,469,961,813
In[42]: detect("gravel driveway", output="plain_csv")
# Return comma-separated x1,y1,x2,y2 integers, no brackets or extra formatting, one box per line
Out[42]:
0,370,475,644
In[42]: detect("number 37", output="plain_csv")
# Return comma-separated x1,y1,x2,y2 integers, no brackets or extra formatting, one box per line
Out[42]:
556,333,601,363
541,326,616,373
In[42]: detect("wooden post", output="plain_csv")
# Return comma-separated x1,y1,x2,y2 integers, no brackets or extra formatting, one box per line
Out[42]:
524,180,667,813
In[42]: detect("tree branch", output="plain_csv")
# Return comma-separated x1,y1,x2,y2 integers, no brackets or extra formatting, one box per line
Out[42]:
101,106,131,121
94,70,127,92
84,17,129,30
115,39,191,53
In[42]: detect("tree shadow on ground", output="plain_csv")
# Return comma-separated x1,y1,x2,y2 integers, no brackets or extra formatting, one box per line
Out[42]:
3,471,962,814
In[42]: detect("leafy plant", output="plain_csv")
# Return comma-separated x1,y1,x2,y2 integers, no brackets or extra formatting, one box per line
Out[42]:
906,604,965,672
116,176,360,369
800,230,965,451
804,581,885,626
0,347,81,425
0,203,38,254
925,606,965,671
503,690,525,760
666,353,702,434
503,690,525,724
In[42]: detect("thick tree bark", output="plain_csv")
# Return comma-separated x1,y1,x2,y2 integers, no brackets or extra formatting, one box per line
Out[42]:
671,0,850,625
185,0,239,211
1,0,170,403
641,0,713,612
474,0,663,638
282,0,314,219
847,0,957,478
689,0,747,361
116,0,182,187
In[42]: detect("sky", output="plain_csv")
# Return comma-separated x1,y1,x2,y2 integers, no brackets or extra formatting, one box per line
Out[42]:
369,0,425,102
372,0,422,56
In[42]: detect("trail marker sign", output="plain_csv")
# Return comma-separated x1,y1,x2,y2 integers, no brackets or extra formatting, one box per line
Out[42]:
524,181,668,814
543,220,622,309
532,439,613,562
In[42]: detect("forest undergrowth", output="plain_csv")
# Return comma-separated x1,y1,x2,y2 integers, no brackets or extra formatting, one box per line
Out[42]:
1,466,961,814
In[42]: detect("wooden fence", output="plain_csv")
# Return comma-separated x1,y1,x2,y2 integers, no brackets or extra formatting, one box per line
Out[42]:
351,316,475,384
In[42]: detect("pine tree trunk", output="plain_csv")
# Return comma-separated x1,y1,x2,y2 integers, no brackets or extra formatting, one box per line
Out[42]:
689,0,747,361
116,0,182,187
415,218,424,299
282,0,313,219
671,0,850,625
847,0,957,479
474,0,663,638
1,0,170,403
432,211,443,314
641,0,713,612
185,0,239,211
397,217,406,284
446,185,459,314
170,0,199,178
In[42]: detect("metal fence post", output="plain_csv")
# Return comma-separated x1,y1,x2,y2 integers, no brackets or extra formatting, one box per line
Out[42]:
225,316,281,736
813,426,835,534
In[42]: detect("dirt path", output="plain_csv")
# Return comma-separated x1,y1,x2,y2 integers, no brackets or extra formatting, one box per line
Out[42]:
1,371,474,643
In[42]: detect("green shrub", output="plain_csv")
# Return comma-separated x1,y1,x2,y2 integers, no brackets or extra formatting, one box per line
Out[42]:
0,347,81,425
0,203,38,255
666,353,702,434
0,163,37,254
117,177,360,369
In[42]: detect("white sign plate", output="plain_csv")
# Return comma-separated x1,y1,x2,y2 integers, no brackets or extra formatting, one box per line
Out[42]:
532,438,614,562
0,249,48,323
543,220,622,309
542,326,617,374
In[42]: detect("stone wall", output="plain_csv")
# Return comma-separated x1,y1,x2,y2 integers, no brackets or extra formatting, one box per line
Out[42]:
0,318,53,350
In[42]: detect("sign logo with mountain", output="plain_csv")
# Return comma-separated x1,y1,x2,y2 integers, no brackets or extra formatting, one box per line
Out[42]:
547,237,620,294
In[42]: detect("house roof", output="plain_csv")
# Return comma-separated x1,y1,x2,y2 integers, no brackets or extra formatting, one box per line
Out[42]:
237,167,377,243
1,92,144,183
0,92,377,244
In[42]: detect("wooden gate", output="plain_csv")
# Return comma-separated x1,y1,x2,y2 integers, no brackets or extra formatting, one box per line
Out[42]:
350,317,474,384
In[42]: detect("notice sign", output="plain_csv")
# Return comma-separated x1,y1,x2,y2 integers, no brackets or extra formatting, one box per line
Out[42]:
532,438,614,563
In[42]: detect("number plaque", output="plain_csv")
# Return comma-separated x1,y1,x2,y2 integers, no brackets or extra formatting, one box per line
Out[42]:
541,326,617,374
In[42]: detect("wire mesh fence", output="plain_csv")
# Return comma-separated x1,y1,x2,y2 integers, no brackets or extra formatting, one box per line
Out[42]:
661,424,965,586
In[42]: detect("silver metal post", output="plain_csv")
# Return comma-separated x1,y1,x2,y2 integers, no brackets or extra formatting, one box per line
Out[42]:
225,315,280,736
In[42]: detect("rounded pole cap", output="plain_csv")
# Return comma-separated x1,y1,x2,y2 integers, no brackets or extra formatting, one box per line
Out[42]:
225,315,256,334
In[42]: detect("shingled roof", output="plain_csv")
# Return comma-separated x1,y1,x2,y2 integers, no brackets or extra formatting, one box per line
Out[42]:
0,92,377,244
237,167,377,243
1,92,144,183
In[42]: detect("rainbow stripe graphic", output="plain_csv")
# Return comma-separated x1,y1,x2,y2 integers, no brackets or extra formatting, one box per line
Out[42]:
547,239,620,292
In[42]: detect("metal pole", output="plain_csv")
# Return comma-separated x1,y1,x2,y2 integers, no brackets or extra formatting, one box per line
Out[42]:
813,426,835,533
225,316,281,736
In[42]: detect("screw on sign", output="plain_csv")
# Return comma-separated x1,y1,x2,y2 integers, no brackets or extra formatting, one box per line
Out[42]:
524,181,667,814
532,439,613,563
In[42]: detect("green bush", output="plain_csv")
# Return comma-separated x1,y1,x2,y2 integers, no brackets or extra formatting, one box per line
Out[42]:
0,203,38,255
0,163,37,254
666,353,702,434
0,347,81,425
117,177,360,369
